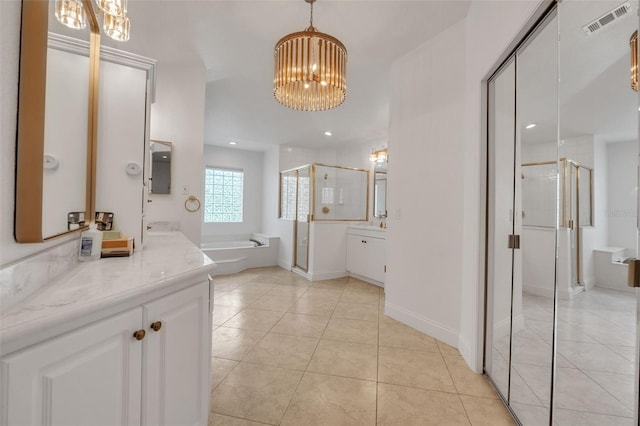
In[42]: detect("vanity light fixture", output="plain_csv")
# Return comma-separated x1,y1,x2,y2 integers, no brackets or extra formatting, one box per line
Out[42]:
324,131,332,136
369,147,388,163
525,123,537,129
631,30,638,91
55,0,131,42
274,0,347,111
229,141,238,145
55,0,87,29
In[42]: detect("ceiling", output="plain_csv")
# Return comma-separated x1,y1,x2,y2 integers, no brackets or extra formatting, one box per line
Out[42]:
518,1,638,146
96,0,471,151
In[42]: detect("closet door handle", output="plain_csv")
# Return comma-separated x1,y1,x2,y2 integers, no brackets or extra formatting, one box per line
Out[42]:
150,321,162,332
133,330,146,341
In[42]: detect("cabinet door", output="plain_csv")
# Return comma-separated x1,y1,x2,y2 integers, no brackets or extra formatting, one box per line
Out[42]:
366,237,386,283
346,234,366,276
143,282,211,426
1,308,143,426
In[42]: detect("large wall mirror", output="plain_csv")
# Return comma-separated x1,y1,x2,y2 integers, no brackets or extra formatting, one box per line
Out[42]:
373,160,388,218
149,141,172,194
15,0,100,242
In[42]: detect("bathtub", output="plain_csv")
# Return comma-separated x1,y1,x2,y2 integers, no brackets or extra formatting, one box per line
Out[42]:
594,247,636,292
201,234,279,276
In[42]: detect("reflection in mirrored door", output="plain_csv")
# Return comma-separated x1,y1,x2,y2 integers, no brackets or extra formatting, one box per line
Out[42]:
510,13,558,425
555,1,639,424
486,57,516,402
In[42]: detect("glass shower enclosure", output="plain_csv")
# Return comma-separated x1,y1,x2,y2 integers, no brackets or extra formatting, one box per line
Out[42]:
280,164,369,272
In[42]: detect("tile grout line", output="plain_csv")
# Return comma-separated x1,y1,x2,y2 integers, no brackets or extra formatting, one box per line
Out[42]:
276,275,348,425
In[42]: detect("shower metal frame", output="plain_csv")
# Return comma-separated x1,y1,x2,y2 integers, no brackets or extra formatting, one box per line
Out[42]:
521,158,593,285
279,163,370,272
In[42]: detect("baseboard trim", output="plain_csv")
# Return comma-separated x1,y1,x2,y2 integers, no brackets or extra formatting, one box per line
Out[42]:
308,270,348,281
348,272,384,288
278,260,292,271
384,302,458,348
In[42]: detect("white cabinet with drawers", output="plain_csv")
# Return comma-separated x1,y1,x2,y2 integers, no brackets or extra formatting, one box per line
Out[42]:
0,232,215,426
346,226,386,286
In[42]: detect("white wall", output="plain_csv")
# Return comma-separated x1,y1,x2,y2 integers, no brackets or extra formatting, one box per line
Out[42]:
386,19,467,348
386,0,540,371
607,140,638,251
202,145,263,240
308,222,349,280
583,138,609,287
261,145,295,269
147,63,206,245
459,0,540,372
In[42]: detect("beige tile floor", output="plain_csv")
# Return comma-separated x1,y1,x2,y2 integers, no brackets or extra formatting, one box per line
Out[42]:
209,266,514,426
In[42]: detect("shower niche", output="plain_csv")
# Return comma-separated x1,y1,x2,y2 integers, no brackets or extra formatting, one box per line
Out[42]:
485,2,640,425
280,164,369,276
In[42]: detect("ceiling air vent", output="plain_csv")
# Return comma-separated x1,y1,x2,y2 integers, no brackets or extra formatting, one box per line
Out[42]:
582,1,631,35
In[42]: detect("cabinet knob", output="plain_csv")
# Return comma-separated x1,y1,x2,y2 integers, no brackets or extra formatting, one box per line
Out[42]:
150,321,162,332
133,329,146,341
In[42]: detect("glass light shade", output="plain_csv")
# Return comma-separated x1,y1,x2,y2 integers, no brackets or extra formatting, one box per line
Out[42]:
631,31,638,92
96,0,127,17
55,0,87,30
274,29,347,111
370,149,387,163
104,13,130,42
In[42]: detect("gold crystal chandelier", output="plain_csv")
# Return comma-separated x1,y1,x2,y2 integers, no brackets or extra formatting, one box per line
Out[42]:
55,0,130,42
274,0,347,111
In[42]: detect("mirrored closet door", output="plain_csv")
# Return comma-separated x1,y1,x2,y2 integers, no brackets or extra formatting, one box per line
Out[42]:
485,1,640,425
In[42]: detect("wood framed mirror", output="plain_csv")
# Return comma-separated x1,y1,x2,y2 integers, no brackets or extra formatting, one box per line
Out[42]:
15,0,100,242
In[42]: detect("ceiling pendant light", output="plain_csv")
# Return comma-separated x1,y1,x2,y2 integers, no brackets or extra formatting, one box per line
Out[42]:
54,0,131,43
103,12,130,41
631,30,638,91
95,0,127,17
55,0,87,30
274,0,347,111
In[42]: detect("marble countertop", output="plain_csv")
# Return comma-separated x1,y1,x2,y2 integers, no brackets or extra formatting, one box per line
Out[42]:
347,224,387,232
1,232,216,356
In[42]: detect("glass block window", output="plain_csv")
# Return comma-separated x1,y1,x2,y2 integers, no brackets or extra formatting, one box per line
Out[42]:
280,172,297,220
204,167,243,223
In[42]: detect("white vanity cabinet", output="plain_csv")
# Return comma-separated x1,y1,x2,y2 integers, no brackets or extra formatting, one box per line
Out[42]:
1,280,211,426
346,227,386,286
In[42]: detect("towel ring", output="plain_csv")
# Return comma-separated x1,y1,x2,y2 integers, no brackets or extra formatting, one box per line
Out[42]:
184,195,201,212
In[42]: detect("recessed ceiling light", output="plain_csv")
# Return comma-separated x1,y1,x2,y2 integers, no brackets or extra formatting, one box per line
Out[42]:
525,124,536,129
229,141,237,145
324,131,332,136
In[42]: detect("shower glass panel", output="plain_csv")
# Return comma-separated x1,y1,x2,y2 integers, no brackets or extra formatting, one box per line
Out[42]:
313,164,368,221
511,13,558,425
295,166,311,271
485,58,516,402
578,166,592,227
522,162,557,228
555,1,639,424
